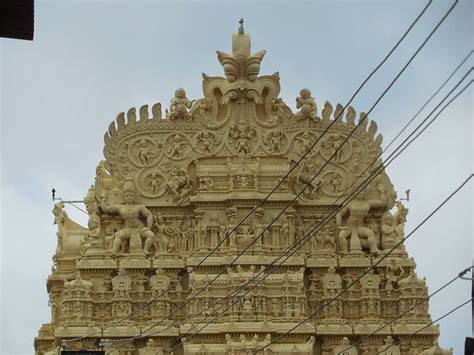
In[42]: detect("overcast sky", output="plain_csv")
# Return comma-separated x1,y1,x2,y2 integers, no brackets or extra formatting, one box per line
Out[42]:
1,0,472,354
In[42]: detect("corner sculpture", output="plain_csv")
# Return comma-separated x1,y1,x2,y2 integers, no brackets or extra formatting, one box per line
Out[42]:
35,25,452,355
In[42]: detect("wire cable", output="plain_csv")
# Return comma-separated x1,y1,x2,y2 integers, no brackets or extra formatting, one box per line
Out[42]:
255,173,472,353
62,0,436,347
336,266,473,354
383,49,472,154
161,67,472,350
104,2,444,347
376,298,472,354
113,71,472,354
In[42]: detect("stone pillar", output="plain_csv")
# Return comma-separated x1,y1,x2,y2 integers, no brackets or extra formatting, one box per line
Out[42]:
194,209,204,251
285,209,296,247
270,223,281,249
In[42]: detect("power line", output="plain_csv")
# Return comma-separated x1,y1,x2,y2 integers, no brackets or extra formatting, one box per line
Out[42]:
336,266,473,354
114,72,473,354
161,66,472,345
164,74,472,352
255,174,472,353
107,4,463,351
64,1,435,347
376,298,472,354
383,49,472,154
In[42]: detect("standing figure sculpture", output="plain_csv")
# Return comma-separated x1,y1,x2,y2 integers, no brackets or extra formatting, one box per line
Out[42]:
336,192,384,255
100,179,155,255
144,213,168,254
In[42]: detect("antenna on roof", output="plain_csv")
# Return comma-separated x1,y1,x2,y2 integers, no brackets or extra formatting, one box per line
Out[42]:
51,187,88,215
400,189,411,202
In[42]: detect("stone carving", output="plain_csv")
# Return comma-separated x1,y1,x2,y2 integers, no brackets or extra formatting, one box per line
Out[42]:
168,88,194,120
313,223,337,252
100,179,155,255
150,269,171,294
333,337,357,355
295,88,317,120
165,167,193,205
263,129,287,154
270,97,292,123
385,258,404,290
321,133,347,162
165,134,191,160
336,192,384,255
294,131,317,156
228,124,258,155
198,172,214,191
378,336,401,355
381,202,408,250
195,130,221,155
37,28,446,354
295,160,322,199
139,339,164,355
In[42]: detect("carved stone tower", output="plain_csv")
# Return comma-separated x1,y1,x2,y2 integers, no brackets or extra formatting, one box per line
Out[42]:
35,29,452,355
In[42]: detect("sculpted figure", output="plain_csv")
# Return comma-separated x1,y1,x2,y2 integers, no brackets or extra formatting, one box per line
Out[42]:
169,88,194,120
165,167,193,205
296,160,322,198
137,139,154,166
336,192,384,255
265,130,284,153
385,259,404,290
196,131,219,153
323,134,345,161
82,212,102,254
294,132,314,155
198,173,214,191
381,202,408,251
328,172,343,193
167,134,188,158
229,124,257,155
144,213,168,254
314,224,336,251
270,97,289,123
295,88,317,120
101,179,155,255
148,173,162,195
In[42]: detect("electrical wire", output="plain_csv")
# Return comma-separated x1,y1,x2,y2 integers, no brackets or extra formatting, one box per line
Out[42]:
103,2,444,348
164,72,472,353
376,298,472,354
254,174,472,353
112,70,472,354
61,0,437,347
382,49,472,154
336,266,473,354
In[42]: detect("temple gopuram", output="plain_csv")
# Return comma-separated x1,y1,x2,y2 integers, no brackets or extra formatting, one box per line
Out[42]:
35,26,452,355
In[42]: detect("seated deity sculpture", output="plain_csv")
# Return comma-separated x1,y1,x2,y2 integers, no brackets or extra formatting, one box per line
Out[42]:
100,179,155,255
336,192,384,255
295,88,317,120
169,87,194,120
